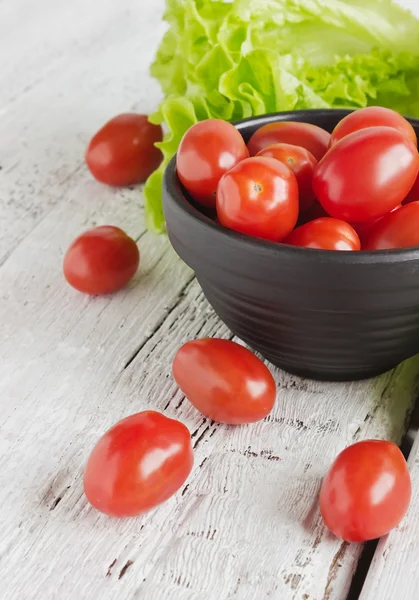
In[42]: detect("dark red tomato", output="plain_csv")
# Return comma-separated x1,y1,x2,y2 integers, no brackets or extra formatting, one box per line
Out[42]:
172,339,276,424
176,119,249,208
313,127,419,223
256,143,317,212
247,121,330,161
330,106,417,147
84,411,193,517
363,202,419,250
297,201,329,226
403,172,419,205
64,226,139,295
320,440,411,542
351,205,401,244
216,157,298,241
284,218,360,251
85,114,163,186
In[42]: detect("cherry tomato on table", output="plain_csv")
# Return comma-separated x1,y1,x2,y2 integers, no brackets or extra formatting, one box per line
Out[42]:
85,114,163,186
403,172,419,205
256,143,317,212
247,121,330,161
173,339,276,424
363,202,419,250
63,226,139,295
313,126,419,223
284,218,360,251
320,440,411,542
216,156,299,242
84,411,193,517
176,119,249,208
330,106,417,147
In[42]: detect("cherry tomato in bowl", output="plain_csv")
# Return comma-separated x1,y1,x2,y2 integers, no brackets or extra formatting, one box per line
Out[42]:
84,411,193,517
256,143,317,212
216,156,299,242
330,106,417,147
313,126,419,223
247,121,330,161
85,114,163,186
284,218,360,251
363,202,419,250
63,226,140,295
172,339,276,424
320,440,411,542
176,119,249,208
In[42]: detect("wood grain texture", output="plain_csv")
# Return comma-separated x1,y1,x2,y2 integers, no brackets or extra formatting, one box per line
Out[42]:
359,432,419,600
1,1,419,599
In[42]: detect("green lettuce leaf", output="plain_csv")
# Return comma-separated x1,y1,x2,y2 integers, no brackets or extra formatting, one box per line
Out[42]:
145,0,419,233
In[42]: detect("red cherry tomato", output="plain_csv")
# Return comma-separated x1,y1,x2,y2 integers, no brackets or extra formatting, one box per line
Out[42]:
284,218,360,251
320,440,411,542
256,143,317,212
84,411,193,517
85,114,163,186
172,339,276,424
363,202,419,250
176,119,249,208
351,205,401,244
330,106,417,147
216,156,298,242
247,121,330,161
313,127,419,223
403,172,419,205
64,226,139,295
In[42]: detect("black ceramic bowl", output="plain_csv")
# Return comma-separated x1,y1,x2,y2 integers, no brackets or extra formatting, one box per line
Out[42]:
163,109,419,381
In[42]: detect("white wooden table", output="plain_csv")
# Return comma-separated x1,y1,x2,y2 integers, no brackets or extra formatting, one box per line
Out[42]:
2,1,419,598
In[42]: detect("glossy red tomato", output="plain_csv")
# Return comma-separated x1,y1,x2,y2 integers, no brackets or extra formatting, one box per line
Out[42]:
256,143,317,212
172,339,276,424
351,205,401,244
84,411,193,517
313,127,419,222
176,119,249,208
247,121,330,161
216,157,299,241
284,218,360,251
64,226,139,295
363,202,419,250
320,440,411,542
403,172,419,205
85,114,163,186
330,106,417,147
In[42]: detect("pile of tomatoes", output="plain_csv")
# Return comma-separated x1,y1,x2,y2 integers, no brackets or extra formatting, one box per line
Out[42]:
177,107,419,251
63,109,413,545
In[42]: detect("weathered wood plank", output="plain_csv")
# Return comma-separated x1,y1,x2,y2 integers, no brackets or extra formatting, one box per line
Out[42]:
0,0,165,265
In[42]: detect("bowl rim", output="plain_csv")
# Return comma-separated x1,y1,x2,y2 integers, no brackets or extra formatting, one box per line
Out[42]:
163,108,419,265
